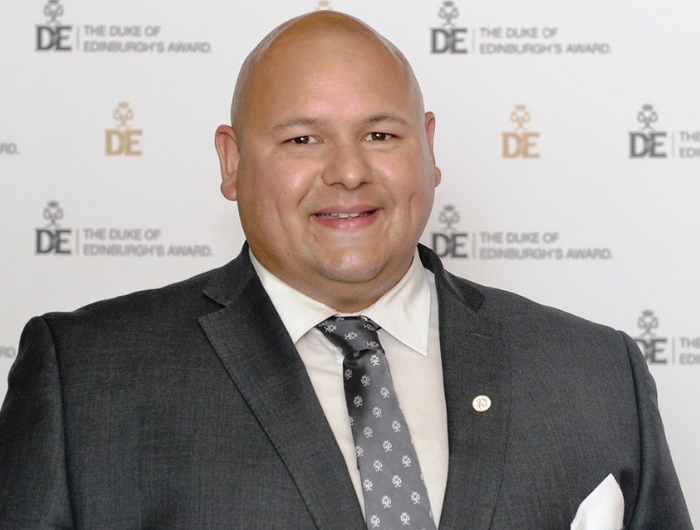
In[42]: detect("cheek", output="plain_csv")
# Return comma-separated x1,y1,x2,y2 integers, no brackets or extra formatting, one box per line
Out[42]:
382,155,435,205
398,167,437,227
238,158,321,230
260,154,318,197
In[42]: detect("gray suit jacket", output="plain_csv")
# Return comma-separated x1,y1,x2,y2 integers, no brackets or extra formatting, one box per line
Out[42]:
0,244,693,529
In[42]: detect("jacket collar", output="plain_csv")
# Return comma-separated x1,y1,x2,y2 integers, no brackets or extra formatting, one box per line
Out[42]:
200,243,509,530
422,244,510,530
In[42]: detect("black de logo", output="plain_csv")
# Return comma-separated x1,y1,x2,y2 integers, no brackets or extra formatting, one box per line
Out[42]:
431,1,468,54
431,205,469,258
634,310,668,364
36,0,73,52
36,201,73,254
629,105,667,158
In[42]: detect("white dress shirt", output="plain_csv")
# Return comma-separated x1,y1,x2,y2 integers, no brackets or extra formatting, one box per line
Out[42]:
250,249,449,524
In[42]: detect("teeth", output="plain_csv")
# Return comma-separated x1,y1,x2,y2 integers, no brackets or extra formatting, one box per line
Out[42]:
321,212,362,218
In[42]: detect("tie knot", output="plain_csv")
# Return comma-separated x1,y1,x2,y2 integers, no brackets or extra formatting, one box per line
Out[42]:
315,316,382,357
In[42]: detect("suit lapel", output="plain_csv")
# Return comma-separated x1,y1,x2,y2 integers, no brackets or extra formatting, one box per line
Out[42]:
420,247,511,530
198,246,510,529
199,249,365,530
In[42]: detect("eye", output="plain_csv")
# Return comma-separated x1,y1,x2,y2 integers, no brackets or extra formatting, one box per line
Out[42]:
287,136,318,145
364,132,394,141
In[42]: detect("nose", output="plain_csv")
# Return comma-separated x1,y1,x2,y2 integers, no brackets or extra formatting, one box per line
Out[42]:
321,140,372,189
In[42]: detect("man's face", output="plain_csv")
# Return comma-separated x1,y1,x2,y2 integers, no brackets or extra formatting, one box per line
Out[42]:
216,21,440,311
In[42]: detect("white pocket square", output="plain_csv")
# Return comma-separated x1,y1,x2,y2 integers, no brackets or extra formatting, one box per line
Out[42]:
570,474,624,530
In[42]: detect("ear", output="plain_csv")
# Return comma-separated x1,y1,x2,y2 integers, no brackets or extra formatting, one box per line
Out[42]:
214,124,241,201
424,112,442,187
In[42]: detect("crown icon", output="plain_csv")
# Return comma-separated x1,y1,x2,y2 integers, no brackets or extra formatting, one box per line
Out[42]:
113,102,135,129
43,0,64,25
637,104,658,131
510,104,532,131
438,1,460,27
637,309,659,337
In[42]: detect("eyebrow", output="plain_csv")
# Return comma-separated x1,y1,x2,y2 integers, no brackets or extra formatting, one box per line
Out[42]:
271,117,327,133
271,114,409,133
365,114,410,127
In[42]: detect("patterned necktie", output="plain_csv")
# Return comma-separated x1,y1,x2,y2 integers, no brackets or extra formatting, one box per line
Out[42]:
316,316,436,530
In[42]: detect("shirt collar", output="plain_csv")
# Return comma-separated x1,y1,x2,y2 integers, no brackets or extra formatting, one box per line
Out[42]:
250,248,432,356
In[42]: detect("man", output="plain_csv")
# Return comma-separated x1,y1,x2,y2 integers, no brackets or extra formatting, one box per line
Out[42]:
0,11,693,530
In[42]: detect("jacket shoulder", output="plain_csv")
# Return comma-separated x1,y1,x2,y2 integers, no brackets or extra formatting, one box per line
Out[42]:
42,267,219,327
466,277,621,338
440,271,630,360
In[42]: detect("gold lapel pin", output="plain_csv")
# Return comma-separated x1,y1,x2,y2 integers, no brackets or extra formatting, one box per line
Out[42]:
472,395,492,413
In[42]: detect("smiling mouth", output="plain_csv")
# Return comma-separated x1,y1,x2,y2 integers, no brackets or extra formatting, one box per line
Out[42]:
315,211,374,219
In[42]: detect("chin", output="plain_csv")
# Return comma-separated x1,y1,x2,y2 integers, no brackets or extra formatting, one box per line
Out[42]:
319,259,385,286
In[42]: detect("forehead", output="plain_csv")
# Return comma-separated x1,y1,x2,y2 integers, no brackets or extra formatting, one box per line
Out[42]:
240,19,420,126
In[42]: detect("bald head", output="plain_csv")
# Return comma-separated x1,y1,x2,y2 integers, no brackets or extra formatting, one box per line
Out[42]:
230,11,424,140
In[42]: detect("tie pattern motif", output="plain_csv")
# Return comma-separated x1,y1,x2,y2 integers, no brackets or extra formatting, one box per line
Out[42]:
316,316,436,530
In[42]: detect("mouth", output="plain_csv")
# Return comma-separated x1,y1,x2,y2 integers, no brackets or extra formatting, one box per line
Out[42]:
312,208,379,230
314,209,376,220
315,211,369,219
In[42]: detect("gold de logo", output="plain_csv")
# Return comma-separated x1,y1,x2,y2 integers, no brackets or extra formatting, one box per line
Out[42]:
502,104,540,159
106,102,143,156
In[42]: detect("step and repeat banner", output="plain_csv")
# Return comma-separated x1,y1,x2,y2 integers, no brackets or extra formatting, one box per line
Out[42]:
1,0,698,523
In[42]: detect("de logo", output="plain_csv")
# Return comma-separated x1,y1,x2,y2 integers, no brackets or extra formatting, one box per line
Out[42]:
35,201,73,255
106,102,143,156
502,105,540,159
431,1,468,54
36,0,73,51
634,310,668,364
431,205,469,258
629,104,667,158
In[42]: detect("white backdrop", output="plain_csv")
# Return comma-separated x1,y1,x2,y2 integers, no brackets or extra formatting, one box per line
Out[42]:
1,0,698,524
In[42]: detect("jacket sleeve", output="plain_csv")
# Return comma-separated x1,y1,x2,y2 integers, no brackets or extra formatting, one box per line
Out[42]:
0,317,74,529
622,332,694,529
